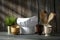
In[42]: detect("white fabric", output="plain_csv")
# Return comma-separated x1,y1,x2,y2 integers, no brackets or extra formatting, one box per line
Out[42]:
21,27,35,34
17,18,30,27
17,16,38,27
17,16,38,34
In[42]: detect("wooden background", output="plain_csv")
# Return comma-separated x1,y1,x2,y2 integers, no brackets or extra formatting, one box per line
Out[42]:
0,0,60,33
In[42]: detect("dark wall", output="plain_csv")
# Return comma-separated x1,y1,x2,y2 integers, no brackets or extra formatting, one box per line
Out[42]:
0,0,60,33
45,0,60,33
55,0,60,33
0,0,38,31
38,0,57,33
